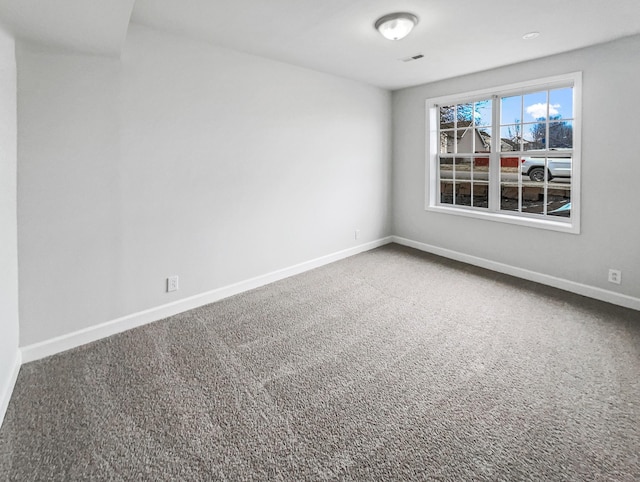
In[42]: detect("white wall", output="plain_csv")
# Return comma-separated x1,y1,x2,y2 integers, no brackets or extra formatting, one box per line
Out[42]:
17,24,392,346
0,26,19,422
392,35,640,300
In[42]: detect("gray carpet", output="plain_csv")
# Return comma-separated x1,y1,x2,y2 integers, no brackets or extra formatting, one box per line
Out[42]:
1,244,639,480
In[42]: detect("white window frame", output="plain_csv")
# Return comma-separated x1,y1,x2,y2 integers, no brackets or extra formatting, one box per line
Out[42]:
425,72,582,234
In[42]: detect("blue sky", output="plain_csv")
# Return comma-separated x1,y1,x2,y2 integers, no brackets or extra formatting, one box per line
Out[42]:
500,87,573,125
442,88,573,128
497,87,573,145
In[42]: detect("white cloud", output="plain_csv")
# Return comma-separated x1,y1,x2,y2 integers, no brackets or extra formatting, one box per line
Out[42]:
526,103,560,120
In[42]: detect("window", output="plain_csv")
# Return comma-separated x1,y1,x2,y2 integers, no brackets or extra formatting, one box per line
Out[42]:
426,73,581,233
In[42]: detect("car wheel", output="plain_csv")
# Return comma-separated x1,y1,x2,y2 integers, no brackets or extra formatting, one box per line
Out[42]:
528,167,546,182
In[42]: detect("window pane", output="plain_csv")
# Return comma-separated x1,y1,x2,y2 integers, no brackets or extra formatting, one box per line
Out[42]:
500,156,520,211
439,157,454,180
475,128,491,153
549,121,573,149
501,95,521,125
474,100,492,127
523,122,546,151
472,182,489,208
521,156,547,183
500,185,519,211
455,157,472,180
548,155,572,181
456,128,472,153
456,181,472,206
550,87,573,120
548,183,571,218
440,181,454,204
473,157,490,181
457,103,473,124
523,91,548,122
440,105,455,129
440,130,455,153
521,185,545,214
500,125,520,151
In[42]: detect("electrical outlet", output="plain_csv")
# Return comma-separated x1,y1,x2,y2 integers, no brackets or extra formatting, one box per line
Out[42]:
608,269,621,285
355,229,360,240
167,275,179,292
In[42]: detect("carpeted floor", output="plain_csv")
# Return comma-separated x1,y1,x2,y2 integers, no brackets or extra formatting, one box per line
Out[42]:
1,244,639,480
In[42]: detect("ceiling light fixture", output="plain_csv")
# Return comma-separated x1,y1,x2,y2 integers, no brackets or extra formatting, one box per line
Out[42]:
375,12,419,41
522,31,540,40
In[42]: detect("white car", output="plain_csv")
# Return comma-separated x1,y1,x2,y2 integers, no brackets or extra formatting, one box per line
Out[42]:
520,156,571,182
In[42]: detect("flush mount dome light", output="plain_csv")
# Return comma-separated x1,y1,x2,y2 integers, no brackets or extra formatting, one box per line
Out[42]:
375,12,419,40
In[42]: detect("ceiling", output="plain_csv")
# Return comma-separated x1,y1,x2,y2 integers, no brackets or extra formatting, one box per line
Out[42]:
0,0,135,55
2,0,640,90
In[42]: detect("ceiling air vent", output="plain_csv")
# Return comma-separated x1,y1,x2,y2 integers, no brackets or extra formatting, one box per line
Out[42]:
401,53,424,62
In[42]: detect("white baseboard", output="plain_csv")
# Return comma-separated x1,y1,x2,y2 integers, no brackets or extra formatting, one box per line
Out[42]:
392,235,640,311
0,349,21,429
20,233,637,364
21,237,394,363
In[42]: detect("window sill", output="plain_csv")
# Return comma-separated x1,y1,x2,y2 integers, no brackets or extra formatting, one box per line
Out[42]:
425,204,580,234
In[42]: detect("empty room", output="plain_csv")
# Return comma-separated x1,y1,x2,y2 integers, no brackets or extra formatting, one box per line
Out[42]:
1,0,639,479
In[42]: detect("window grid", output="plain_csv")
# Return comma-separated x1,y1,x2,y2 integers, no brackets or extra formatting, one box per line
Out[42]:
432,76,577,228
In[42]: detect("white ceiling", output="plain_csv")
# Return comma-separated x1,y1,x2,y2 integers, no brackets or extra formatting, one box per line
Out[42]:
130,0,640,89
2,0,640,89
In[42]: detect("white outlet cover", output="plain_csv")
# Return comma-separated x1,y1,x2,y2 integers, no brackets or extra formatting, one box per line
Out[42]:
608,269,621,284
167,276,179,292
